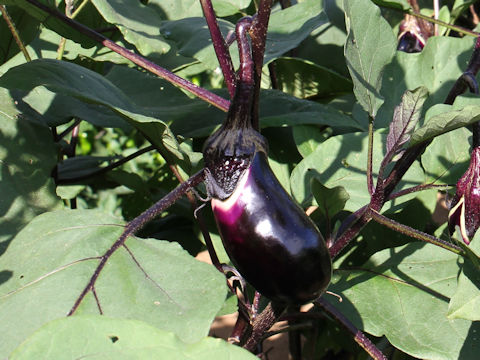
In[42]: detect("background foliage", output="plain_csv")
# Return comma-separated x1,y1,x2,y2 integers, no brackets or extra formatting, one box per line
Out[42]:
1,0,480,359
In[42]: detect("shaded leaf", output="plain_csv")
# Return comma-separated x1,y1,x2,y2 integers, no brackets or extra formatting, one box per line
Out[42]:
386,86,428,155
271,57,352,100
0,59,185,163
91,0,170,57
421,127,471,184
10,315,256,359
377,36,475,129
343,0,397,118
0,210,227,356
0,88,61,245
265,0,329,64
311,180,350,218
371,0,411,9
292,125,331,158
448,231,480,321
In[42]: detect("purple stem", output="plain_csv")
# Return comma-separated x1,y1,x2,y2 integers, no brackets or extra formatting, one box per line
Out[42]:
236,17,255,86
200,0,236,99
24,0,230,112
250,0,274,130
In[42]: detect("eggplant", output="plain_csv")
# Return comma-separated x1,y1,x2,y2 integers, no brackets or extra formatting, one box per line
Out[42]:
210,151,332,304
202,17,331,305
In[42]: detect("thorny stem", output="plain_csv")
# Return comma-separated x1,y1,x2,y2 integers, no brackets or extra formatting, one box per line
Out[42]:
68,170,206,315
249,0,274,131
24,0,230,112
367,117,375,195
315,298,388,360
242,302,286,352
200,0,236,99
370,210,464,255
0,5,32,62
56,145,156,184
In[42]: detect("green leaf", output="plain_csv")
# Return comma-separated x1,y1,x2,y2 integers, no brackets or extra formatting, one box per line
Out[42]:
290,130,424,212
0,59,185,163
410,97,480,145
160,17,235,71
211,0,251,16
311,180,350,218
265,0,329,64
259,89,364,132
292,125,331,158
330,242,480,360
0,88,61,245
0,210,227,356
271,57,352,99
343,0,397,118
371,0,411,10
91,0,170,57
448,232,480,321
421,127,471,184
10,315,257,360
377,36,475,129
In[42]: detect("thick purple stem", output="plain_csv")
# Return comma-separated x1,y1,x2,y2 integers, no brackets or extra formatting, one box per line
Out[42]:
200,0,237,99
24,0,230,112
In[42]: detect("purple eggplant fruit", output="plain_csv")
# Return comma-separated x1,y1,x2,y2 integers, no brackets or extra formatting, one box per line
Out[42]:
202,17,331,304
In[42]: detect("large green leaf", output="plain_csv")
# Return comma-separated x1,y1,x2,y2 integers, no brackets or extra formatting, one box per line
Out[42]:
290,130,424,212
421,127,471,184
329,242,480,360
0,59,185,163
10,315,256,359
343,0,396,118
0,210,227,357
377,36,475,128
448,232,480,321
265,0,329,64
0,88,61,247
160,17,235,72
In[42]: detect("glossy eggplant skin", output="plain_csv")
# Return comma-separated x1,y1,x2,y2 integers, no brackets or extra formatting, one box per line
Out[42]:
211,152,332,304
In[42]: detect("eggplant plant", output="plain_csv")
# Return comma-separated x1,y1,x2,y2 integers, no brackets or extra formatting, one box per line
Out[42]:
2,0,480,359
